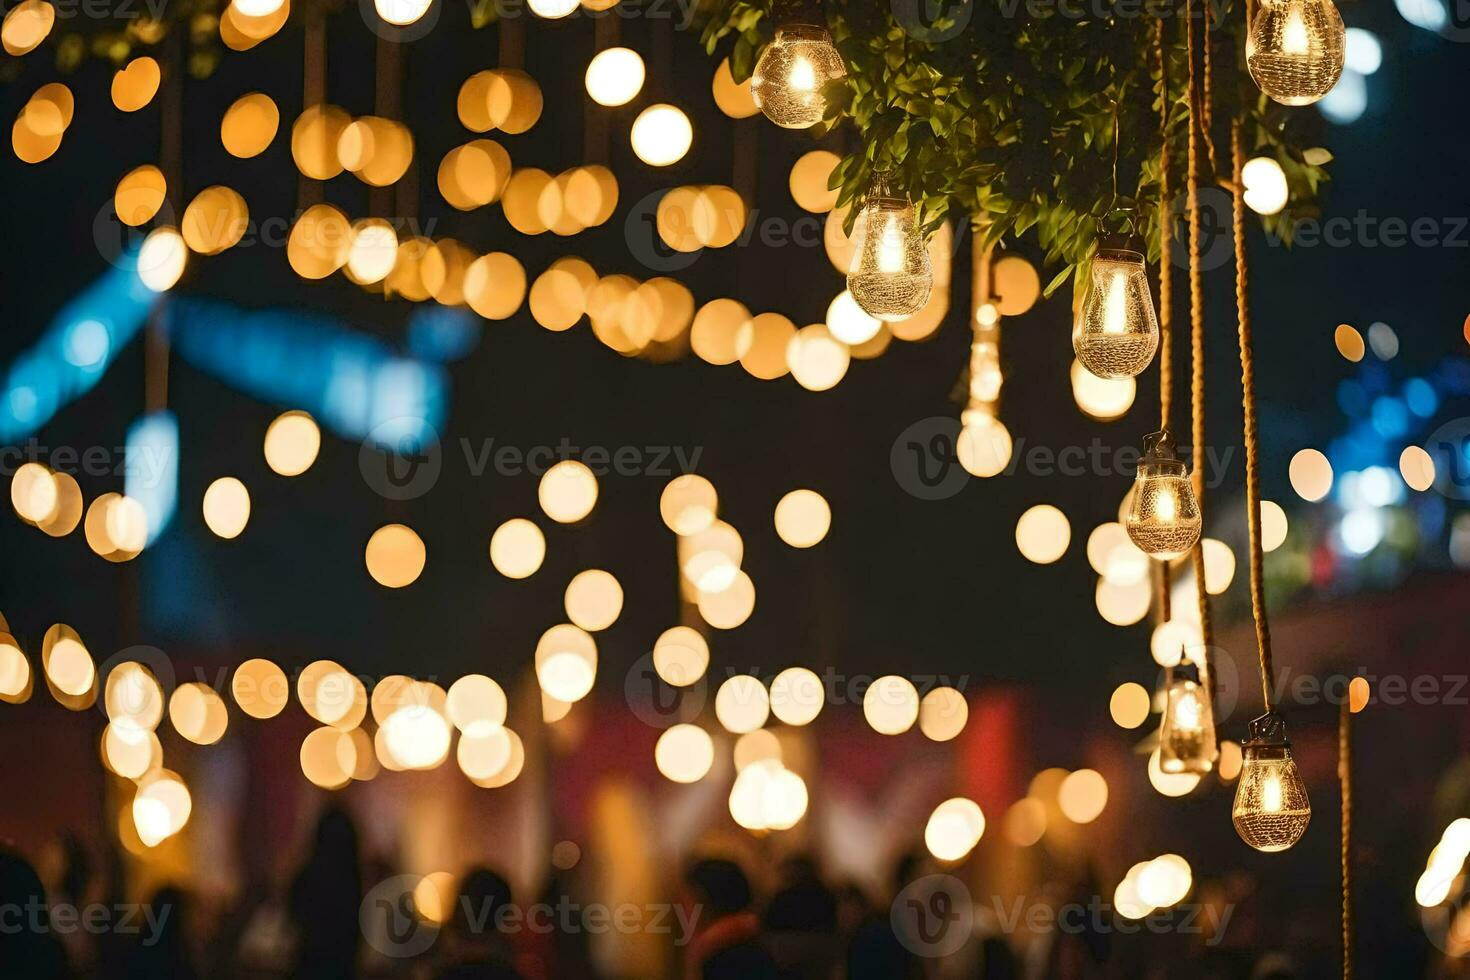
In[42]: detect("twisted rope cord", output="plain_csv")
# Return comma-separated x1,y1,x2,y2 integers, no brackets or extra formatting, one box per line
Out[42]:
1230,123,1276,711
1184,0,1215,658
1339,700,1355,979
1153,19,1174,626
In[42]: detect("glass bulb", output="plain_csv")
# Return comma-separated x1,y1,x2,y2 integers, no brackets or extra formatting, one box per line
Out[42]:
1247,0,1345,106
751,25,847,129
847,174,933,322
1158,675,1217,775
969,340,1002,403
1232,713,1311,852
1074,248,1159,379
1126,431,1201,558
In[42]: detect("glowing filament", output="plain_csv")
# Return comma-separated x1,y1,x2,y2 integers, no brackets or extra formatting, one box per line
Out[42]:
1282,7,1310,55
1103,271,1128,334
789,56,816,92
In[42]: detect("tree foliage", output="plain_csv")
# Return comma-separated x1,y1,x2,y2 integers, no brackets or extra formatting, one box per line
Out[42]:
703,0,1334,294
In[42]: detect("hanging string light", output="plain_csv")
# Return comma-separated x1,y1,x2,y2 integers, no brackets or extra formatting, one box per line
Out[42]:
1158,655,1218,774
1074,208,1159,379
1227,120,1310,853
750,2,846,129
1247,0,1346,106
847,170,933,322
1127,430,1202,558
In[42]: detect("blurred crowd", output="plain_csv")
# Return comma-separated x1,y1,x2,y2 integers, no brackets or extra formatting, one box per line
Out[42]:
0,804,1452,980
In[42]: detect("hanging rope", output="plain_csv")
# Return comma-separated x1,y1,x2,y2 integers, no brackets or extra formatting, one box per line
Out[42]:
1229,122,1276,711
1152,18,1174,626
1339,699,1355,979
1183,0,1214,658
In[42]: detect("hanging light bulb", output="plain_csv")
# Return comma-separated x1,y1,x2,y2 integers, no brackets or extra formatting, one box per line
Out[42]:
847,172,933,322
1233,712,1311,852
750,20,846,129
1247,0,1345,107
1158,660,1217,775
1126,430,1202,559
969,340,1002,403
1074,218,1159,378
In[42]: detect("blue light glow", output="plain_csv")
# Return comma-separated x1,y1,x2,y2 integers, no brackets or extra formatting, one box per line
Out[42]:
1319,70,1368,126
1403,378,1439,418
1371,396,1409,438
125,411,178,546
407,306,483,363
1344,28,1383,75
0,252,154,442
168,299,448,451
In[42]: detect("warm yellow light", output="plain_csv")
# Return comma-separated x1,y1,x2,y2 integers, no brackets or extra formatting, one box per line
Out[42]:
863,675,919,735
564,569,624,632
1071,359,1136,420
715,675,769,734
11,462,57,525
659,475,718,537
220,92,279,158
729,759,808,831
788,150,841,213
528,0,578,16
711,58,760,119
457,729,514,781
446,674,507,737
1015,504,1070,564
769,667,823,726
0,636,31,702
1288,448,1333,502
489,518,545,579
957,416,1012,478
535,624,598,703
538,460,598,524
287,203,352,279
381,700,452,771
346,219,399,284
750,25,846,129
1242,156,1289,215
847,177,933,322
697,570,755,630
1109,682,1151,730
137,227,187,292
1401,445,1436,492
201,477,250,539
1147,747,1201,798
1233,740,1311,851
786,324,850,392
232,659,289,719
111,57,161,113
630,104,693,167
680,520,743,593
925,797,985,862
114,165,167,227
103,725,160,780
364,524,426,588
918,687,968,742
655,724,715,784
375,0,432,25
263,410,320,476
1003,798,1047,847
104,662,164,732
826,290,880,345
132,770,192,846
1247,0,1345,106
584,47,645,106
1095,576,1151,626
46,635,95,698
2,0,55,56
300,726,355,789
1074,250,1159,379
774,489,830,548
1058,769,1109,824
169,682,229,745
652,627,709,688
737,313,796,380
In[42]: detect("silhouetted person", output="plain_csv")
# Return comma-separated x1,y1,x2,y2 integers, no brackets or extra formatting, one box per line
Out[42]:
763,856,838,980
845,852,921,980
682,858,777,980
289,806,363,980
122,886,196,980
0,847,71,979
434,868,524,980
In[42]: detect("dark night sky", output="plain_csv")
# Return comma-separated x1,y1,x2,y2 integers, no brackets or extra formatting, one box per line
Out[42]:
1,0,1465,702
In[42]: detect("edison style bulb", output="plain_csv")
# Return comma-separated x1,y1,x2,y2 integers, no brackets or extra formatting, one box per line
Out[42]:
847,173,933,322
1127,431,1201,559
1158,672,1217,775
1233,712,1311,852
750,24,847,129
1247,0,1345,106
1074,248,1159,379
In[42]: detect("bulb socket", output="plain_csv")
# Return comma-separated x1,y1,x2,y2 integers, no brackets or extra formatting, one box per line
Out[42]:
1140,429,1182,466
1242,710,1291,752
